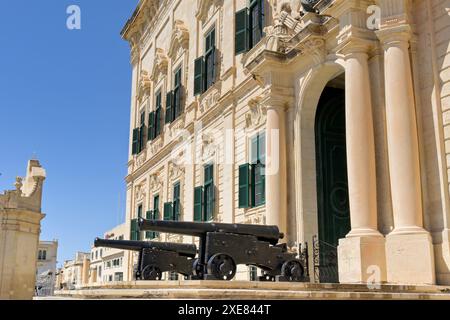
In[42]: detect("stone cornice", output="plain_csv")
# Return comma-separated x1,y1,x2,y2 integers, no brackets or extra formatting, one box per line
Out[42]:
376,24,412,47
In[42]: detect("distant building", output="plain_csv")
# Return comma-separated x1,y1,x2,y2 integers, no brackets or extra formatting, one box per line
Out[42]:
35,240,58,296
89,224,130,284
59,252,90,290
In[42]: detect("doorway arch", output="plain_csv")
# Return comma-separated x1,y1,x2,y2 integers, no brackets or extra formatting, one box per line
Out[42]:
314,86,350,283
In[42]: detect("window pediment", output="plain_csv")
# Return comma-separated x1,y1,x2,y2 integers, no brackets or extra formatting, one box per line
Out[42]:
150,48,169,82
196,0,223,23
168,20,190,59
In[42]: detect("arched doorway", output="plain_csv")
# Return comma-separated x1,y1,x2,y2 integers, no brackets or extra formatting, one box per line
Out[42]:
314,86,351,283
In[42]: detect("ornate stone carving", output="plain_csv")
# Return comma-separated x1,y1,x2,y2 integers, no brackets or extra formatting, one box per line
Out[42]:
244,212,266,225
149,171,164,192
196,0,223,23
199,88,221,115
150,136,164,154
169,161,185,181
134,182,147,202
151,48,169,81
246,97,267,129
137,70,151,100
201,132,217,160
168,20,190,59
136,151,147,168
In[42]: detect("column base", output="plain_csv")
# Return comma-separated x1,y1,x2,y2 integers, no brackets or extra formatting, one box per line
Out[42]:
433,229,450,285
386,231,436,285
338,236,387,284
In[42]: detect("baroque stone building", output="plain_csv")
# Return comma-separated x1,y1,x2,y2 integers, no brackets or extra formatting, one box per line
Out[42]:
121,0,450,285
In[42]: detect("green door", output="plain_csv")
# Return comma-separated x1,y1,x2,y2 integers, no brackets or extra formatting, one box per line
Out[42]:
315,87,351,283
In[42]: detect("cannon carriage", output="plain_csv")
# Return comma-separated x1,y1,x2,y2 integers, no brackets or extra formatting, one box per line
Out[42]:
138,219,306,282
93,238,197,280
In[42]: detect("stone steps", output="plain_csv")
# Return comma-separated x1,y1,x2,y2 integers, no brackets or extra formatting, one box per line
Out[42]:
53,281,450,300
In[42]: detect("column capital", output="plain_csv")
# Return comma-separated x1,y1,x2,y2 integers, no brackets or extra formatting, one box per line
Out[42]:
376,24,412,49
259,86,294,111
336,37,374,58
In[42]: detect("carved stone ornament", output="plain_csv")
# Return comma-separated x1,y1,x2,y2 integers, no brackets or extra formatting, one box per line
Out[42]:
149,172,163,192
151,48,169,81
196,0,223,23
201,132,217,160
136,151,147,168
246,97,267,129
137,70,151,100
199,88,221,115
168,20,190,59
135,183,147,202
244,212,266,225
150,136,164,154
169,161,185,181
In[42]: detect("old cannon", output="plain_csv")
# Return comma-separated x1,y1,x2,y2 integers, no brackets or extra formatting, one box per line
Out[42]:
94,238,197,280
137,219,305,282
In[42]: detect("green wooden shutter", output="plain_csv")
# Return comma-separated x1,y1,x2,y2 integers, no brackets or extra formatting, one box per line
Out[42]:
145,210,154,239
132,128,139,155
239,164,251,208
164,202,173,221
173,183,181,221
130,219,139,240
194,57,204,95
165,91,174,123
235,8,249,55
194,186,204,222
148,111,155,141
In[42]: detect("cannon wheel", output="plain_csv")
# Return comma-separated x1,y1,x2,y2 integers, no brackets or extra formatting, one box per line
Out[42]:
281,260,304,282
142,265,162,281
193,259,204,279
207,254,236,281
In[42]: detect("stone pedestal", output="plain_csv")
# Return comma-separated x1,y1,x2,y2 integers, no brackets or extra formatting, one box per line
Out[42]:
386,232,435,285
0,160,46,300
338,236,387,284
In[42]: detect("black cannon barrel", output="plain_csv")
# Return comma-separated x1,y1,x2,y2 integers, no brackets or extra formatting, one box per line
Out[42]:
138,219,284,245
94,238,197,258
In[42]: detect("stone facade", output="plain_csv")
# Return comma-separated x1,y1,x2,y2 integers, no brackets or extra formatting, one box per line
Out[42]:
121,0,450,285
89,224,129,284
58,252,90,290
35,240,58,296
0,160,46,299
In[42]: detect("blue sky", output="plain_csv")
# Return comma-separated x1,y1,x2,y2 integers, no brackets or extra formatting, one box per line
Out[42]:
0,1,139,266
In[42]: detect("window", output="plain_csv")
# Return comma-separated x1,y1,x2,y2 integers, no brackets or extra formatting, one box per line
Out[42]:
100,249,103,258
249,266,258,281
173,67,183,120
165,68,184,124
194,27,216,95
204,29,216,91
131,205,143,241
148,91,162,141
98,266,102,278
239,133,266,208
194,164,215,222
38,250,47,261
114,272,123,282
132,111,147,155
164,183,181,221
95,251,98,260
235,0,265,55
146,195,160,239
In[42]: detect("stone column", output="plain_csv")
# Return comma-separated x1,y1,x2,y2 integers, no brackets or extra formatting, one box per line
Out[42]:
337,44,387,284
377,25,435,285
265,99,288,238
